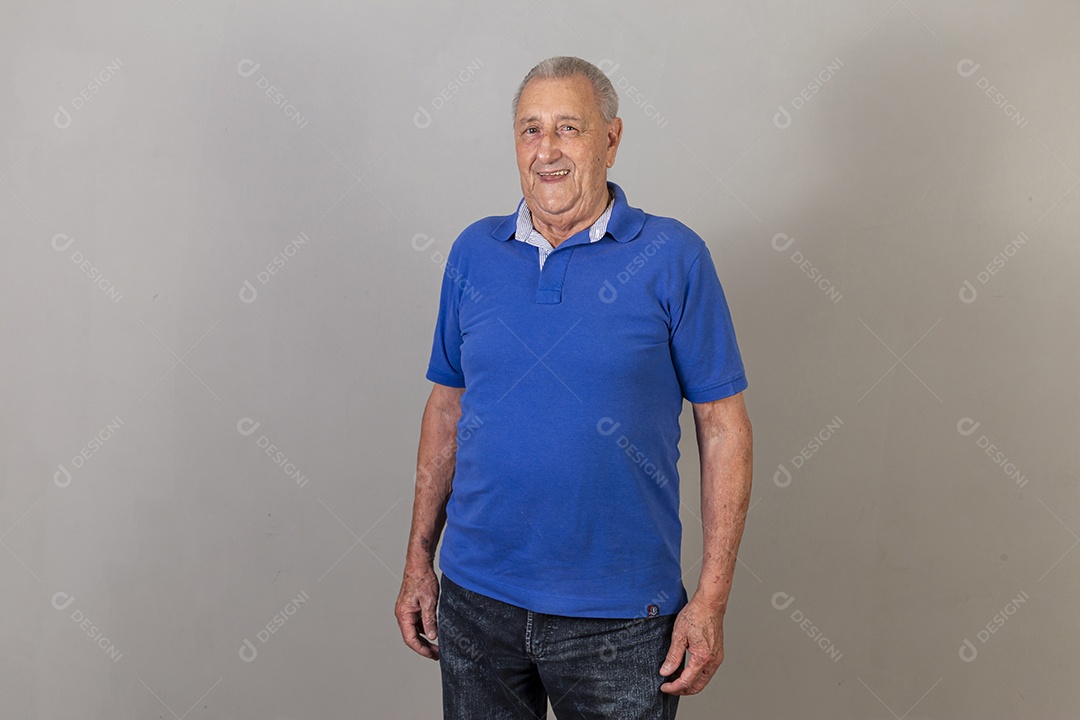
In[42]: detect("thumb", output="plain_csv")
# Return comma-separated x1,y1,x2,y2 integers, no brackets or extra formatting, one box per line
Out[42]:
659,636,686,675
421,596,439,641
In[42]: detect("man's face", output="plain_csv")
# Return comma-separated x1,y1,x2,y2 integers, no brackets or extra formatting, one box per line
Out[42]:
514,74,622,223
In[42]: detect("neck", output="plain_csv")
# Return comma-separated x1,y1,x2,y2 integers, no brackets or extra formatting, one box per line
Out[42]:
531,186,612,249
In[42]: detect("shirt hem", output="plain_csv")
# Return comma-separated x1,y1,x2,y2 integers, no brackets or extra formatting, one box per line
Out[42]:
439,557,689,619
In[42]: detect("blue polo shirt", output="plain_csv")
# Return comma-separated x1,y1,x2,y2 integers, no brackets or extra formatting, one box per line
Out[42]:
426,181,747,618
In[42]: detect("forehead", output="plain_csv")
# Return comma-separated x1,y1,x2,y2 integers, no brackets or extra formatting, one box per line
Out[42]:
516,75,600,121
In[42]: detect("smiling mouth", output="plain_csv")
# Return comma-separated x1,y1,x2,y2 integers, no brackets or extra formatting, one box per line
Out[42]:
537,169,570,177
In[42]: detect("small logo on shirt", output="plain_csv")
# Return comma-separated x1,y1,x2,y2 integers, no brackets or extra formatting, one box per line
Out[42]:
646,604,659,618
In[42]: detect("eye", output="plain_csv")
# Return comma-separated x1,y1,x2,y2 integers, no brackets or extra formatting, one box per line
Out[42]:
561,125,577,132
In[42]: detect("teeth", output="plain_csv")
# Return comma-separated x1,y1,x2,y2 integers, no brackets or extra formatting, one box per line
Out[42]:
540,170,569,176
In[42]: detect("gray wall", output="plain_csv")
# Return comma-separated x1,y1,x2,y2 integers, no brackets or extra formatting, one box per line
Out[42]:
3,1,1077,718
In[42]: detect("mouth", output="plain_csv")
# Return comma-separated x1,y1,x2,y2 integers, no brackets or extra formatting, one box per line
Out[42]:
537,169,570,183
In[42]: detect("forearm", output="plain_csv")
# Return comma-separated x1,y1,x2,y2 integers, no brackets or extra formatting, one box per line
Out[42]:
693,404,753,614
404,391,462,572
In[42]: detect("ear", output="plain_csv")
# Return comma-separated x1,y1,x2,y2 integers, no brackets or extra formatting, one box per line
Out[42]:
606,117,623,167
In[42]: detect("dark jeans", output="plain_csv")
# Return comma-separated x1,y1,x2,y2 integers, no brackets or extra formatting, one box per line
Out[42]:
437,572,683,720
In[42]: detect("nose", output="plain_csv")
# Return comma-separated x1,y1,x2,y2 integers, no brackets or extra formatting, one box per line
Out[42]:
536,130,560,164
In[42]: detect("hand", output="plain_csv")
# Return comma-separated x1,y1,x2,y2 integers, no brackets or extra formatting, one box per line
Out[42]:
659,595,725,695
395,565,441,660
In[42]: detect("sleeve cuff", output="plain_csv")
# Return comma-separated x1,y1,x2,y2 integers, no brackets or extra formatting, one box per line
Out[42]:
683,373,747,403
425,366,466,388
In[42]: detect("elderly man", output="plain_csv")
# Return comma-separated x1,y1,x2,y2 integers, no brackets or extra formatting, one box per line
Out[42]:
396,56,753,719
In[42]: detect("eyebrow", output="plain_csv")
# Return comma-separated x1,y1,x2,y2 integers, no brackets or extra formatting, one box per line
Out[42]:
517,114,585,126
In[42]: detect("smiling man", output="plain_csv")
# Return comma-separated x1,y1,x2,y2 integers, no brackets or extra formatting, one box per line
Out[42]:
396,56,753,720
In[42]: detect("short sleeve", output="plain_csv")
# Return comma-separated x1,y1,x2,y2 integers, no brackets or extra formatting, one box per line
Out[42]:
669,246,747,403
425,245,467,388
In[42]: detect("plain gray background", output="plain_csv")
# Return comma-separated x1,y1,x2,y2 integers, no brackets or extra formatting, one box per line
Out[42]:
3,0,1078,718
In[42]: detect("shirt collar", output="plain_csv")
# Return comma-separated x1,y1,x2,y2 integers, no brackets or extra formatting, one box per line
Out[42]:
492,181,646,244
515,191,613,245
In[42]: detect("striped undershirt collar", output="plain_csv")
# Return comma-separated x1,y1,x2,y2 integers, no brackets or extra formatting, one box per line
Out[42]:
514,192,615,268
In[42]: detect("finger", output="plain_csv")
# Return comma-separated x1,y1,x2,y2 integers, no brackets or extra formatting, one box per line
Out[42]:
397,606,439,660
660,672,693,695
421,595,439,641
659,634,687,676
396,606,422,647
660,647,709,695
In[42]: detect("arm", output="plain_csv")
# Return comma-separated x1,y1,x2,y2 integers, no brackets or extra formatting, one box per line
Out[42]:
395,382,464,660
660,390,753,694
690,390,753,612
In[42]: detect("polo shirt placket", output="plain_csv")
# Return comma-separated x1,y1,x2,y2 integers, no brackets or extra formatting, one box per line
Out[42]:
514,192,613,304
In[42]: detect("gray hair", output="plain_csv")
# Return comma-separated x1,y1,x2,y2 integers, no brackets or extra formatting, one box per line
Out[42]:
511,56,619,124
